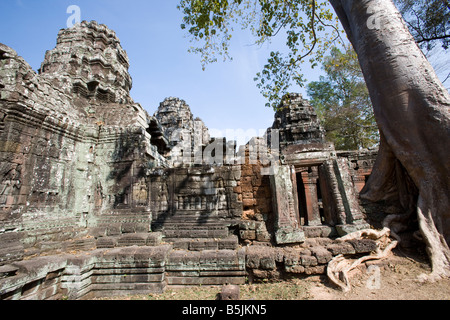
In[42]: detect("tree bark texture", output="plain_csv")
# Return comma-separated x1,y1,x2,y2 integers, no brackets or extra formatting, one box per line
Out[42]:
329,0,450,278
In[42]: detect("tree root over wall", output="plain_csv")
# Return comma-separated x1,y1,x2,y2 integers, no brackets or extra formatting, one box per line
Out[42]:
327,217,401,292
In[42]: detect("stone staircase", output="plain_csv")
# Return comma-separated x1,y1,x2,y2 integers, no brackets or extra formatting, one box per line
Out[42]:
151,211,240,250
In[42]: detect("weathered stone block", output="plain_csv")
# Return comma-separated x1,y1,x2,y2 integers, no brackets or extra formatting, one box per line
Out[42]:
260,257,276,270
90,227,107,238
242,192,253,199
273,248,285,263
326,242,356,255
335,223,371,237
0,235,24,266
245,254,259,270
117,234,148,247
303,226,323,238
283,248,300,266
190,230,209,238
300,255,318,267
233,186,242,194
146,233,163,246
285,265,305,274
171,239,190,250
245,246,276,271
255,222,270,242
64,239,96,252
304,265,326,275
239,220,256,230
96,237,117,249
303,226,337,238
106,225,121,236
256,229,271,242
242,199,256,207
275,227,305,244
310,246,332,264
296,248,309,256
240,230,256,240
218,237,239,250
250,269,281,280
347,239,378,253
320,226,337,238
0,265,19,279
121,223,136,234
218,284,240,300
167,250,201,271
189,240,218,251
207,228,229,238
40,242,63,253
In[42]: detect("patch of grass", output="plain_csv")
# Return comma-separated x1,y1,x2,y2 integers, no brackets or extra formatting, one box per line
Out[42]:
96,280,310,301
240,280,310,300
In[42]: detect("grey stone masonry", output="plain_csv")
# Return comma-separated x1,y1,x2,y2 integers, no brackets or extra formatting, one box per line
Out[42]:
0,236,381,299
0,20,382,299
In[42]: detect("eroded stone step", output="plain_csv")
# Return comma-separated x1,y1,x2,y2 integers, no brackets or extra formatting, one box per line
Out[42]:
96,232,163,249
163,236,239,251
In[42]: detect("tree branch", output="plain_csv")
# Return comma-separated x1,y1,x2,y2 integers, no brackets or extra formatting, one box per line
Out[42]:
442,72,450,84
445,0,450,11
293,0,318,64
314,10,345,46
417,34,450,44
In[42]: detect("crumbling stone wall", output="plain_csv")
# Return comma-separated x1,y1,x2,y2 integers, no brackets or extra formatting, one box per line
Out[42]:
0,22,168,265
0,21,382,300
0,237,380,300
0,43,91,263
237,148,273,244
245,237,378,282
150,165,243,243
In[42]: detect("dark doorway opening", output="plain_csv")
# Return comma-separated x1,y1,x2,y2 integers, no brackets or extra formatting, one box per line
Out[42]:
296,172,308,226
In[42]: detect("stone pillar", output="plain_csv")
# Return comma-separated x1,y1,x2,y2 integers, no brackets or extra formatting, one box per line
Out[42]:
301,168,321,226
270,165,305,244
352,174,366,194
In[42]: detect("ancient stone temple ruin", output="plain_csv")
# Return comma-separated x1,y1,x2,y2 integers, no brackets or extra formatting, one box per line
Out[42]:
0,21,379,299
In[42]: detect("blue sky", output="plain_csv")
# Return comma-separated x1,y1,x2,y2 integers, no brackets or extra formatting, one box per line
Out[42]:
4,1,447,146
0,0,326,145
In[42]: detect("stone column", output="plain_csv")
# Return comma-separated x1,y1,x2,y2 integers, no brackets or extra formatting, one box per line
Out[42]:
301,169,322,226
352,174,367,194
270,165,305,244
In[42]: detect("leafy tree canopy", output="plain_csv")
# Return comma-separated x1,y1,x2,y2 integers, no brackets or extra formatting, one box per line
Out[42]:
307,44,379,150
394,0,450,51
178,0,342,109
178,0,449,109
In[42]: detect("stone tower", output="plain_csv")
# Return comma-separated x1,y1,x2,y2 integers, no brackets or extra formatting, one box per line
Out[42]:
272,93,326,147
40,21,132,105
0,21,168,266
154,97,211,166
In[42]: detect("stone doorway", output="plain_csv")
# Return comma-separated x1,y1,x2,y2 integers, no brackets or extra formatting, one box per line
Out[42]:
295,166,329,227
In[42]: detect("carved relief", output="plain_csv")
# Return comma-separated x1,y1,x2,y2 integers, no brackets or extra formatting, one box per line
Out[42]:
0,165,21,207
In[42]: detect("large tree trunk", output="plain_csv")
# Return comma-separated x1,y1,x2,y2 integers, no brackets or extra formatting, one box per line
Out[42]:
329,0,450,279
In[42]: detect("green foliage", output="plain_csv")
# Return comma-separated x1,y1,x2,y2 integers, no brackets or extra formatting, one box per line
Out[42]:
178,0,449,110
307,45,379,150
394,0,450,51
178,0,342,109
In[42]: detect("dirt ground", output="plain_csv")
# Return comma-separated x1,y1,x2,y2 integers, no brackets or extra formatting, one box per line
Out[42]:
306,252,450,300
98,249,450,301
